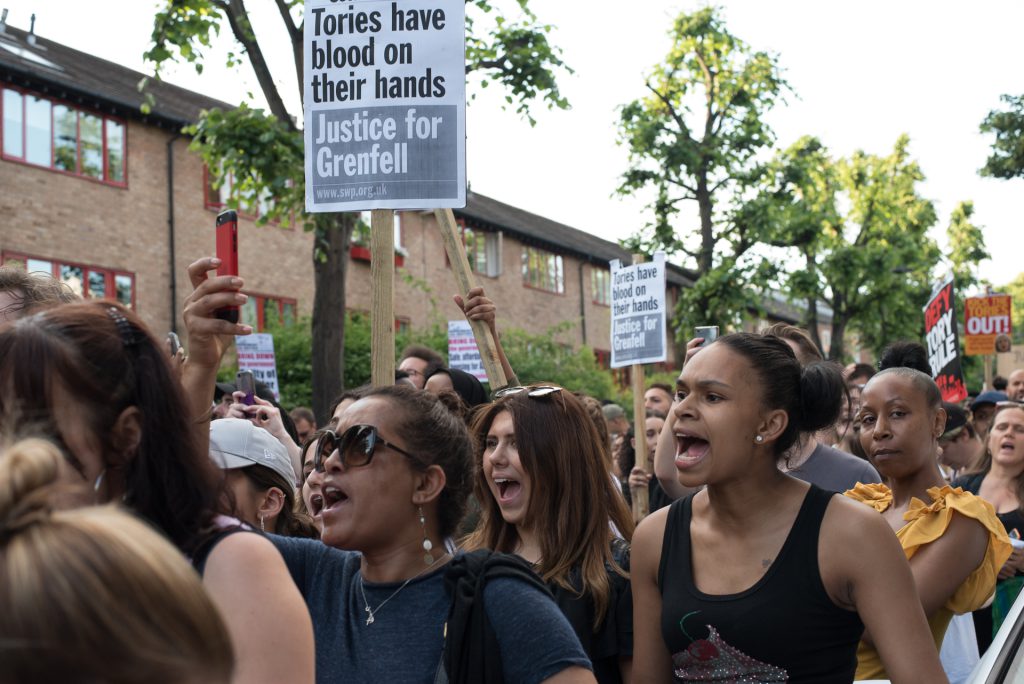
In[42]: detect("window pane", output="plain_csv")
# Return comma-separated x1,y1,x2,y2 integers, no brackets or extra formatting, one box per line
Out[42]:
26,258,52,275
262,297,279,327
3,89,24,157
80,113,102,179
106,120,125,183
53,105,77,172
282,302,296,326
115,274,133,306
240,297,257,329
60,264,83,296
88,270,107,298
25,96,51,166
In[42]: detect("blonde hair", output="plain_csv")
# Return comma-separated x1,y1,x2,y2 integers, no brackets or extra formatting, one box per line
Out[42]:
0,438,234,683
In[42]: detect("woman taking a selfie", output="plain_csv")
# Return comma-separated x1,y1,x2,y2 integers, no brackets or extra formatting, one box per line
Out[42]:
631,333,950,684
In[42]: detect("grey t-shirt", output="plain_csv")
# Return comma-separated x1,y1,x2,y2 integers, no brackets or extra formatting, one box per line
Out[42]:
270,536,591,684
788,443,882,493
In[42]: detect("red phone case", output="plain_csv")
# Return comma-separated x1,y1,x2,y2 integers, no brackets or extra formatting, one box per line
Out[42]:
215,210,239,323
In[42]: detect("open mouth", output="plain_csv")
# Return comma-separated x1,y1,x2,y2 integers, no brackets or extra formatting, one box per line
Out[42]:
493,478,522,503
322,485,349,511
675,433,710,467
310,493,325,517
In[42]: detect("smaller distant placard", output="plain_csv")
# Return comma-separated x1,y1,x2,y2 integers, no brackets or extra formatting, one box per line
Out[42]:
610,253,667,369
964,295,1013,356
448,320,487,382
235,333,280,399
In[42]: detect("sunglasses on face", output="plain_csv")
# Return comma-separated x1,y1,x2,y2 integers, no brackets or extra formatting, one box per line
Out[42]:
312,424,418,473
492,385,562,400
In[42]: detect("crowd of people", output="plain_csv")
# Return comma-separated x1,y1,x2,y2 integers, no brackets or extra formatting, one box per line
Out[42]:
1,260,1023,684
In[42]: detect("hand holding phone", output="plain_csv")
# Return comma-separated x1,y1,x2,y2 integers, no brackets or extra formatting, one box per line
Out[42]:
166,331,181,357
694,325,719,348
236,370,256,406
215,210,240,323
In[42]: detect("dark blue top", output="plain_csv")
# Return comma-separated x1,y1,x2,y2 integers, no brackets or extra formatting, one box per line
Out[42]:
270,536,591,684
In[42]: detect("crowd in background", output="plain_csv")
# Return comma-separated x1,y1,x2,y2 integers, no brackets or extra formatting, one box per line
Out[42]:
2,260,1024,684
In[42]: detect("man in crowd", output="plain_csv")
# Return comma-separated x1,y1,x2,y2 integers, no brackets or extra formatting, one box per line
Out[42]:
937,403,981,481
602,403,630,462
643,383,674,416
971,390,1008,440
289,407,317,444
397,344,444,390
1008,369,1024,402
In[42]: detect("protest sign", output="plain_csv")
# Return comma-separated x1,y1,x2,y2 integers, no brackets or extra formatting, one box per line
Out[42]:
303,0,466,211
923,276,967,402
610,253,667,369
964,294,1013,356
447,320,487,382
235,333,280,399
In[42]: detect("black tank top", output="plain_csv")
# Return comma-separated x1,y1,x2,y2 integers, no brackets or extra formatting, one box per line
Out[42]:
658,485,862,683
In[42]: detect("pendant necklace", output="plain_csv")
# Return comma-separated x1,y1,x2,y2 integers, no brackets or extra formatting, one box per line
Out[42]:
358,553,450,626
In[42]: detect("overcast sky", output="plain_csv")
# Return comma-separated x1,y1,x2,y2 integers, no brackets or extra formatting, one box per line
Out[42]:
5,0,1022,289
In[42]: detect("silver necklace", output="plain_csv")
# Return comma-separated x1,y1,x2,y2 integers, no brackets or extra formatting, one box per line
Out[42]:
358,553,450,626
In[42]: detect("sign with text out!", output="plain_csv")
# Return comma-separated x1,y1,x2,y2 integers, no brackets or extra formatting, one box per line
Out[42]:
235,334,281,400
303,0,466,211
964,294,1013,356
923,275,967,402
609,253,667,369
447,320,486,382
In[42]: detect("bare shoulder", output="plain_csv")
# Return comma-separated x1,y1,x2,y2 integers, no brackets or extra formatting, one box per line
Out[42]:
821,492,891,540
204,532,294,589
632,504,672,581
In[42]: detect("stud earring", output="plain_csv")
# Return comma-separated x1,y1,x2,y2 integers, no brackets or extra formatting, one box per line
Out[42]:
755,435,764,443
419,505,434,565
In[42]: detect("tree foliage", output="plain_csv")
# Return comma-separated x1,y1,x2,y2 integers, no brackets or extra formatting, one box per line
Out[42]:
617,7,788,332
980,94,1024,179
756,135,942,360
1003,272,1024,343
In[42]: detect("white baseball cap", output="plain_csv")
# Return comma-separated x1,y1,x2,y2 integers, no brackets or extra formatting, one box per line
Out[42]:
209,418,295,488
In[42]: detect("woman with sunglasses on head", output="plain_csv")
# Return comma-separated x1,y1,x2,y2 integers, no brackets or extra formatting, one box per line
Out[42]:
464,385,636,684
271,385,596,684
0,260,314,684
632,333,953,684
844,367,1010,680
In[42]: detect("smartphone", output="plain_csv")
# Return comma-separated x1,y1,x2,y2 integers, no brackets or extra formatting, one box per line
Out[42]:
694,325,719,347
166,331,181,356
236,370,256,406
215,209,240,323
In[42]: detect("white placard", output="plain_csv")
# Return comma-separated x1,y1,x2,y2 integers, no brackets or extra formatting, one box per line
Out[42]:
235,333,280,399
609,253,667,369
447,320,487,382
303,0,466,211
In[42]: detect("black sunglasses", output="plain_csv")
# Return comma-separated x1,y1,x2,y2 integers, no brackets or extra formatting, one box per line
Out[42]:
313,424,418,473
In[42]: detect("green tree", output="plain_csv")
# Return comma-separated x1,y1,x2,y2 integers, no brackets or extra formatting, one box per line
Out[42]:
1004,272,1024,343
616,7,788,332
947,200,990,297
980,94,1024,179
144,0,570,421
757,135,941,360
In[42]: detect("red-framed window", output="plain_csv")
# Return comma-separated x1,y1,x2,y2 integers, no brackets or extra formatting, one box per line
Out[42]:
591,267,611,306
239,292,297,331
2,84,127,187
521,245,565,294
203,165,293,227
446,218,500,277
1,251,135,308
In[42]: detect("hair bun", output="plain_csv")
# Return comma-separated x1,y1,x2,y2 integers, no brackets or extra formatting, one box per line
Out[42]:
0,438,63,542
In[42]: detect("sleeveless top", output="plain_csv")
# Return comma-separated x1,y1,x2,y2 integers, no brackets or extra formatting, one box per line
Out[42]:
658,485,862,683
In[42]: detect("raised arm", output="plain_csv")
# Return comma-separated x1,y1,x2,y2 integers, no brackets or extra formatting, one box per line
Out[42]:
454,286,518,387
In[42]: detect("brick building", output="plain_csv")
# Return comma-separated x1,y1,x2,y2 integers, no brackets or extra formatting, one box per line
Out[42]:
1,23,694,366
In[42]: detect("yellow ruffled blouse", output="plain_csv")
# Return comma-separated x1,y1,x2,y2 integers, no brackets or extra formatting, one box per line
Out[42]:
844,483,1011,681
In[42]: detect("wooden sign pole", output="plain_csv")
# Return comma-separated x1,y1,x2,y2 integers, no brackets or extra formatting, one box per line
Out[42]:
370,209,395,388
433,208,509,390
629,253,649,523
